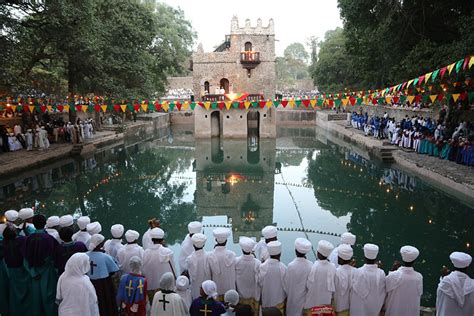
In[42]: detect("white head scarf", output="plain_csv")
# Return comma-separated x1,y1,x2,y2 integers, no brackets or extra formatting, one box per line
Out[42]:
129,256,142,274
64,252,90,276
224,289,239,305
159,272,176,291
202,280,218,299
176,276,190,291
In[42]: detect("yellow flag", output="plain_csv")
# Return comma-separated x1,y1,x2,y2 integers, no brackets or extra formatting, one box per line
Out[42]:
162,103,169,112
407,96,415,104
469,57,474,69
447,63,455,74
342,98,349,106
288,100,295,108
204,102,211,110
63,105,70,112
182,102,189,111
47,105,53,112
385,97,392,104
81,105,87,112
11,105,17,112
425,72,432,83
407,79,414,87
266,101,272,108
120,105,127,112
29,105,35,113
310,99,317,107
101,105,107,112
141,103,148,112
429,95,437,103
225,101,232,110
244,101,251,109
452,93,460,102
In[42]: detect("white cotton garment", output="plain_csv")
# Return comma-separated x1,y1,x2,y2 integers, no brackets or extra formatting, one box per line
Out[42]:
304,259,336,309
72,231,91,247
385,266,423,316
186,248,211,299
142,244,177,290
117,243,144,273
56,253,99,316
207,246,236,296
436,271,474,316
104,239,124,261
179,234,194,273
258,258,287,308
235,254,261,301
142,228,153,250
285,257,313,316
150,291,188,316
334,264,356,313
253,239,270,262
349,264,386,316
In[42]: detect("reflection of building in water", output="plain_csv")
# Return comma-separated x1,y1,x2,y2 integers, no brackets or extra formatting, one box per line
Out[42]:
195,139,276,243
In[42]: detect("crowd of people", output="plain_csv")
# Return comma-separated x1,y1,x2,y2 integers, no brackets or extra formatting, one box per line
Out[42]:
1,209,473,316
350,111,474,166
275,90,320,100
162,88,194,100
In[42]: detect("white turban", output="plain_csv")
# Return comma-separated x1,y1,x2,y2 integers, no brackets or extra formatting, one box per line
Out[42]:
202,280,218,299
262,225,278,239
150,227,165,239
176,276,190,291
129,256,142,274
4,210,18,222
400,246,419,263
188,221,202,234
341,232,356,246
125,230,140,243
191,233,207,248
213,227,230,243
295,238,312,254
338,244,353,260
159,272,176,291
46,216,60,228
18,208,34,220
88,234,105,251
317,240,334,258
450,251,472,269
239,236,256,253
267,241,282,256
224,289,239,305
87,222,102,235
77,216,90,230
111,224,124,238
363,243,379,260
59,215,74,227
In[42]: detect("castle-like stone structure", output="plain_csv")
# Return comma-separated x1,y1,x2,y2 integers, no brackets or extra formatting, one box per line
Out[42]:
193,17,277,138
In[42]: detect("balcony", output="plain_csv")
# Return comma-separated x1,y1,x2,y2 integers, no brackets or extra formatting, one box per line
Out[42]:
202,94,226,102
240,51,260,69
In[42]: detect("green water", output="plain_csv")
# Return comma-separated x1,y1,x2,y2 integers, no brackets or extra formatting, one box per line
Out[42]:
0,126,472,306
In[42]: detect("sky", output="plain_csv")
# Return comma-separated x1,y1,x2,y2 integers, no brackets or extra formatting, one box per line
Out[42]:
160,0,343,57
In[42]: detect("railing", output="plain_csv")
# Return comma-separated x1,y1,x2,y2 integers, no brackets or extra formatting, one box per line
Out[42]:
240,51,260,64
202,94,226,102
245,94,264,101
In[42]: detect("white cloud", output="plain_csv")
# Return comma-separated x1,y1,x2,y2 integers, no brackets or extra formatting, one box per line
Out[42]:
160,0,343,56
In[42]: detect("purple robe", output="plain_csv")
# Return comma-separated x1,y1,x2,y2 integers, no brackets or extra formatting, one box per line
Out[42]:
54,241,88,275
4,235,26,268
23,229,58,267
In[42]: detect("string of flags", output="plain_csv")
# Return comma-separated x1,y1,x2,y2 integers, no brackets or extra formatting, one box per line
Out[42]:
0,55,473,113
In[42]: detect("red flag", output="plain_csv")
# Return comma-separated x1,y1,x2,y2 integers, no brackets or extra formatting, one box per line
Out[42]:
75,105,82,112
437,94,444,101
349,97,356,106
239,101,245,109
113,104,120,112
463,57,470,70
57,105,64,112
392,96,400,104
133,104,140,112
302,99,310,107
440,67,447,79
154,102,161,111
459,91,467,101
258,101,266,108
415,95,422,103
94,105,100,112
281,100,288,107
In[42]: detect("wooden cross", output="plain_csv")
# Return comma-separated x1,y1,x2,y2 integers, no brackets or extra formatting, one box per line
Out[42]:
200,304,211,316
125,280,134,297
137,279,144,294
90,261,97,275
159,294,170,311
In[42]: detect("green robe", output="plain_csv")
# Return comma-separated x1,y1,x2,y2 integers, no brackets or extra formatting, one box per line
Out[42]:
0,238,9,315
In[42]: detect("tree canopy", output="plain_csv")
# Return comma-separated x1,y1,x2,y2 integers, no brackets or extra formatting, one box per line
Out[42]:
0,0,195,98
276,42,310,90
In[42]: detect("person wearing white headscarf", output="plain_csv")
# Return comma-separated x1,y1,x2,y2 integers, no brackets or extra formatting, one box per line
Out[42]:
56,253,99,316
224,289,239,315
117,230,144,274
104,224,124,261
334,244,355,316
142,228,177,302
304,240,336,312
285,238,313,316
45,216,61,242
235,237,260,312
190,280,226,315
150,272,188,316
329,232,356,267
186,233,211,299
349,243,386,316
72,216,91,245
385,246,423,316
176,276,192,310
258,241,287,313
436,251,474,316
179,221,202,273
253,225,278,263
207,228,236,300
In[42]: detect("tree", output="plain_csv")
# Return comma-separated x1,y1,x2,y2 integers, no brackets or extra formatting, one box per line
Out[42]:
276,43,310,90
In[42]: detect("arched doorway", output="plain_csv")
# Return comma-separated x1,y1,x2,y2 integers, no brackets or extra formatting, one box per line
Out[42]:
219,78,229,94
245,41,252,51
247,111,260,164
204,81,210,94
211,111,220,137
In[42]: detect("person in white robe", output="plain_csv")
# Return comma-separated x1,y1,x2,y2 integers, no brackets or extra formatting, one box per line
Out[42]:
26,129,33,151
117,230,144,273
72,216,91,245
142,227,177,301
83,221,101,248
46,216,61,242
59,215,74,229
207,227,236,301
258,240,286,313
349,243,386,316
179,221,202,274
304,240,336,312
334,244,355,316
4,210,18,228
42,127,50,149
18,208,35,236
56,252,99,316
329,232,356,267
235,237,260,312
142,218,160,250
285,237,313,316
436,251,474,316
253,225,278,263
176,276,192,310
151,272,189,316
186,233,211,299
104,224,124,261
385,245,423,316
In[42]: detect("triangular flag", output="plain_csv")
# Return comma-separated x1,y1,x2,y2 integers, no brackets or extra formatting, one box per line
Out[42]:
455,59,463,73
385,97,392,104
189,102,196,110
431,69,439,82
429,95,437,103
469,57,474,69
310,99,317,107
407,96,415,104
204,102,211,110
266,101,272,108
162,103,170,112
437,94,444,102
302,99,310,107
211,102,218,110
182,102,189,111
424,72,432,83
225,101,232,110
101,105,107,112
447,63,455,74
63,105,70,112
341,98,349,106
413,78,419,86
288,100,295,108
28,105,35,113
440,67,447,78
11,105,17,112
280,100,288,107
452,93,460,102
46,105,52,112
407,79,414,87
273,100,280,107
244,101,251,109
120,105,127,112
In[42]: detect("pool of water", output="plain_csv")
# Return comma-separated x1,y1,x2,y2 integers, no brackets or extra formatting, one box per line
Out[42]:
1,126,472,306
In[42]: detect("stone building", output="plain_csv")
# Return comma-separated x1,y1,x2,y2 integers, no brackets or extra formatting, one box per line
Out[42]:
192,16,277,138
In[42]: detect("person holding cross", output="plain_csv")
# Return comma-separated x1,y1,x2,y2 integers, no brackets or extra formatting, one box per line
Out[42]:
117,256,148,316
87,233,120,315
190,280,226,315
151,272,188,315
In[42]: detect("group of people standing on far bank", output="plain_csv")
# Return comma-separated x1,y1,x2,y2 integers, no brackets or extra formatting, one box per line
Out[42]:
1,208,473,316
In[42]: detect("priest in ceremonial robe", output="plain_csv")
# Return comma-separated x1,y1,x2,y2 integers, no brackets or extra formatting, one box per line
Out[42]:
179,221,202,273
334,244,355,316
186,233,211,299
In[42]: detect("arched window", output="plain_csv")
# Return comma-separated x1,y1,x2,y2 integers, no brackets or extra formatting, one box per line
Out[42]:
204,81,210,94
244,42,252,51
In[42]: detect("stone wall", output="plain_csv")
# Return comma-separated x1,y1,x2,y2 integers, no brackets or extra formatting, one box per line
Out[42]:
166,76,193,90
276,109,316,125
